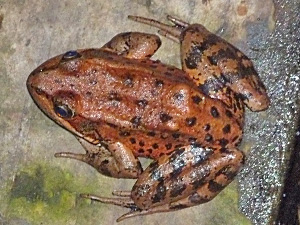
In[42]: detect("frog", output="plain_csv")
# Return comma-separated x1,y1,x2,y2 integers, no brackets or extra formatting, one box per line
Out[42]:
27,15,270,221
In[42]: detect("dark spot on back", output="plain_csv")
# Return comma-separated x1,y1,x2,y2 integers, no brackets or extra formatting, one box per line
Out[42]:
138,148,144,153
152,143,159,149
123,76,134,87
119,131,130,136
172,133,180,139
136,99,148,107
210,106,220,118
219,138,229,147
203,124,210,131
222,124,231,134
205,133,213,142
165,143,172,150
130,116,141,128
139,141,145,147
155,79,164,87
192,95,202,104
147,131,156,136
225,109,233,118
108,91,122,101
160,112,173,122
159,152,165,157
129,138,136,144
185,117,197,127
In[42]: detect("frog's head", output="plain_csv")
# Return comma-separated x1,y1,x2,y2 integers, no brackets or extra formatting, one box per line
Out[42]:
27,50,99,143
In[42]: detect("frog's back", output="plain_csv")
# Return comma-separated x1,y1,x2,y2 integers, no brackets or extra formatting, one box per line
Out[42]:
28,49,242,159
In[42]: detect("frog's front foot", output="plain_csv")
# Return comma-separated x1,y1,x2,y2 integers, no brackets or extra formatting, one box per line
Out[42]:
55,137,143,179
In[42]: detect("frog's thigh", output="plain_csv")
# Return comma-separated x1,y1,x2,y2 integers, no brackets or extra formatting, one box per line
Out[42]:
102,32,161,59
132,146,244,210
55,137,142,179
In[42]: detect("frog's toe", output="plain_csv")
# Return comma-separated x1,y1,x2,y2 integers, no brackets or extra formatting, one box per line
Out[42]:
116,203,176,222
166,15,189,28
112,190,132,197
80,193,136,209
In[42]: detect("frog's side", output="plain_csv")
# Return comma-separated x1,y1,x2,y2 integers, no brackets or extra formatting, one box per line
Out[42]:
27,15,269,221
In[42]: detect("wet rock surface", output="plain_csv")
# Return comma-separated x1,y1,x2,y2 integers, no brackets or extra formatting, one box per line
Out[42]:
0,0,298,224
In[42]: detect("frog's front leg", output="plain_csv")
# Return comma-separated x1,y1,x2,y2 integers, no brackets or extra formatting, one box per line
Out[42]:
81,145,244,221
101,32,161,59
55,137,142,178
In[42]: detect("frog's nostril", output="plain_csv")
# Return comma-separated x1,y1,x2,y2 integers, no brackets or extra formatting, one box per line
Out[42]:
35,87,44,95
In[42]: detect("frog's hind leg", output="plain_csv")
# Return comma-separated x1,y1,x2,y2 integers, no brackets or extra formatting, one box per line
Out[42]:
101,32,162,59
128,15,189,42
80,145,244,221
54,137,142,179
125,145,244,219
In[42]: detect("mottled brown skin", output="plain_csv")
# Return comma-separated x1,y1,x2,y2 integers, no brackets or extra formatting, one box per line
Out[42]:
27,16,269,221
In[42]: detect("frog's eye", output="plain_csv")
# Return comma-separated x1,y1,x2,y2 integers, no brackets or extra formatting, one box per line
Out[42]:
54,104,74,118
62,50,81,60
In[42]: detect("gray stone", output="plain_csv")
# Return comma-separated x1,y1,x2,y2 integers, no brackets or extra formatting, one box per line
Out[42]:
0,0,298,224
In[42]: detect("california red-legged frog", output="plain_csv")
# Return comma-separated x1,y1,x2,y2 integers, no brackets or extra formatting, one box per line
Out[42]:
27,15,269,221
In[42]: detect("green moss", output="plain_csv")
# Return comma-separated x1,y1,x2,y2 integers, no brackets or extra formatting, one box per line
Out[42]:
6,164,107,225
206,181,251,225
